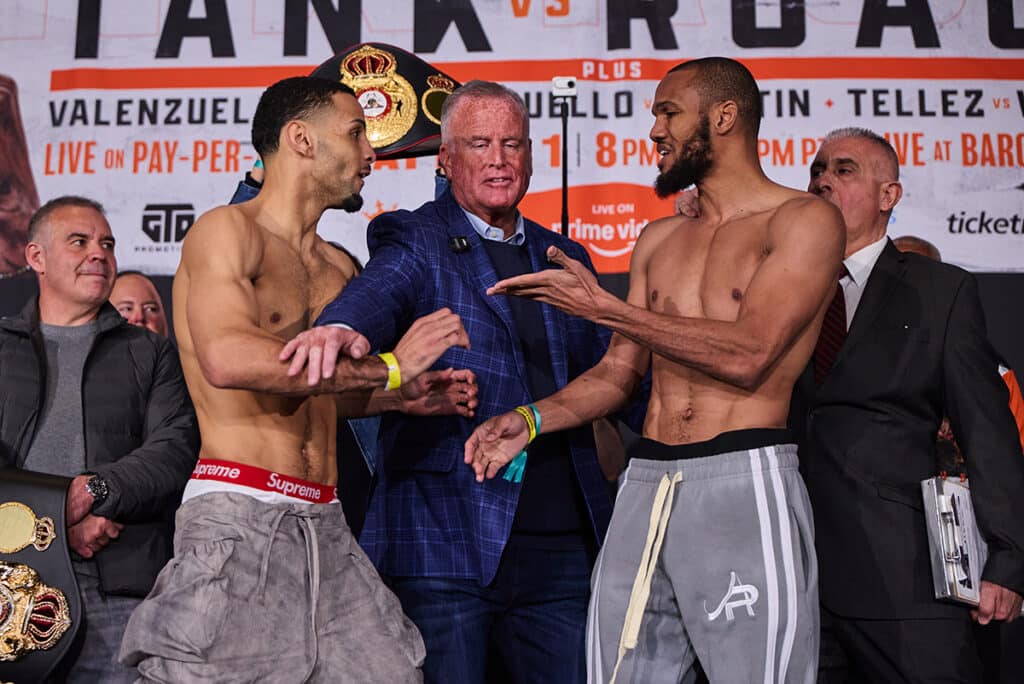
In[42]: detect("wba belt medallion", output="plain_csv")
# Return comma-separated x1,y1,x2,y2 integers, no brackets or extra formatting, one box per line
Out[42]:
339,45,418,149
0,561,72,661
0,502,55,553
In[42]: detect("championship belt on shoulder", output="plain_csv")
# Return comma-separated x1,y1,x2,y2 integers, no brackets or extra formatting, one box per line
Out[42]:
0,469,80,683
311,43,461,159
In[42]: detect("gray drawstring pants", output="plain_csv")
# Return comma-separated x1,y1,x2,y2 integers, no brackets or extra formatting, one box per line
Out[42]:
120,491,425,683
587,431,819,684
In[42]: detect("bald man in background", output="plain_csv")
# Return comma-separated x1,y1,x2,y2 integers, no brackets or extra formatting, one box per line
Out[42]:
110,271,168,337
892,235,942,262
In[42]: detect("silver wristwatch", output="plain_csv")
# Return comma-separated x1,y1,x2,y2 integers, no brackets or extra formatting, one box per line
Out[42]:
85,473,109,508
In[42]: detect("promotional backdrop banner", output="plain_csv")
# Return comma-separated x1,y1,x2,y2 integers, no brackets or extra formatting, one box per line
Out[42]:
0,1,1021,276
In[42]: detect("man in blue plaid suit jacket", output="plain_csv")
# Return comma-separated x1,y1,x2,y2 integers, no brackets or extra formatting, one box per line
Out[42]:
286,81,617,683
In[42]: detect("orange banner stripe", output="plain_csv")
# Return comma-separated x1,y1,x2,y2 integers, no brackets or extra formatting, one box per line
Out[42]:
50,65,311,90
50,57,1024,91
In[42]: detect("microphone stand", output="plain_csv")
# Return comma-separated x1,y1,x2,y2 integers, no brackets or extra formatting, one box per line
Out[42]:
553,93,575,237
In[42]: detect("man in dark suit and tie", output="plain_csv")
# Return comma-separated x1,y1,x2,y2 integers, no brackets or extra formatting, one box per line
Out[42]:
280,80,618,683
792,127,1024,682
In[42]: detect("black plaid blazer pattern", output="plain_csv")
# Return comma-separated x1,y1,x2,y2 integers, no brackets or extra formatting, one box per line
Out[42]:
317,188,613,583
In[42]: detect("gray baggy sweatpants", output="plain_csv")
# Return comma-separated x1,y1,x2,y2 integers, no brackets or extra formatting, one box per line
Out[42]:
587,430,818,684
119,491,425,683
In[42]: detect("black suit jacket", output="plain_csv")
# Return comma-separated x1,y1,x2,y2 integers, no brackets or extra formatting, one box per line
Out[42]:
790,240,1024,620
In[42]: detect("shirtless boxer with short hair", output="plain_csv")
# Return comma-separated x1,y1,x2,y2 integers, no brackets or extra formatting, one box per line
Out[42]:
120,76,474,683
465,57,845,682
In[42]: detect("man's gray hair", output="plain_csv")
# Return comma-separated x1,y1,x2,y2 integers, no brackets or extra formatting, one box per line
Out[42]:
824,127,900,180
27,195,106,244
440,80,529,142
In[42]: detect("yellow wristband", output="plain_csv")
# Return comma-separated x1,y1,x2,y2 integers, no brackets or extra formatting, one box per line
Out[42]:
513,405,538,443
378,352,401,391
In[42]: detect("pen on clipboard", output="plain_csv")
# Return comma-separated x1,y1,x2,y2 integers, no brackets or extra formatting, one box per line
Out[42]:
952,493,973,588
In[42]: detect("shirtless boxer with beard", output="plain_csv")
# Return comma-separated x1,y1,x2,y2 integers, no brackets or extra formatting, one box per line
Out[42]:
465,58,844,683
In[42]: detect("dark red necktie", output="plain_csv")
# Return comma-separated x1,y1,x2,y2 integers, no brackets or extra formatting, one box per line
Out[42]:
814,269,848,385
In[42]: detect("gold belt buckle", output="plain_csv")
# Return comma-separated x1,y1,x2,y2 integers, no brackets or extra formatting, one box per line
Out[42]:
0,501,71,661
0,561,72,661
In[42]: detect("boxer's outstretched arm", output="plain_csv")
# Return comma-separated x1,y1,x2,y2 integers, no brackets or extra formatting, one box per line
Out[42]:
333,368,478,419
465,255,651,481
491,196,844,391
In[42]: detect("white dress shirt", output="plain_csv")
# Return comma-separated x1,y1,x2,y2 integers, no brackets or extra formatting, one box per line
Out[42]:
840,236,888,328
460,208,526,245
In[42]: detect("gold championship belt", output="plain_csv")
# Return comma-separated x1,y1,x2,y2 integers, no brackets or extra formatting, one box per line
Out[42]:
0,561,72,660
0,470,80,683
311,43,460,159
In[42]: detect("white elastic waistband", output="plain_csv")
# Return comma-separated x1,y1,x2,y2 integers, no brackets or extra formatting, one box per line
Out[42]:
182,479,340,506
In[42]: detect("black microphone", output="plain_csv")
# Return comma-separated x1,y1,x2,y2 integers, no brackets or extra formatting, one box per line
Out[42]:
448,236,471,254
